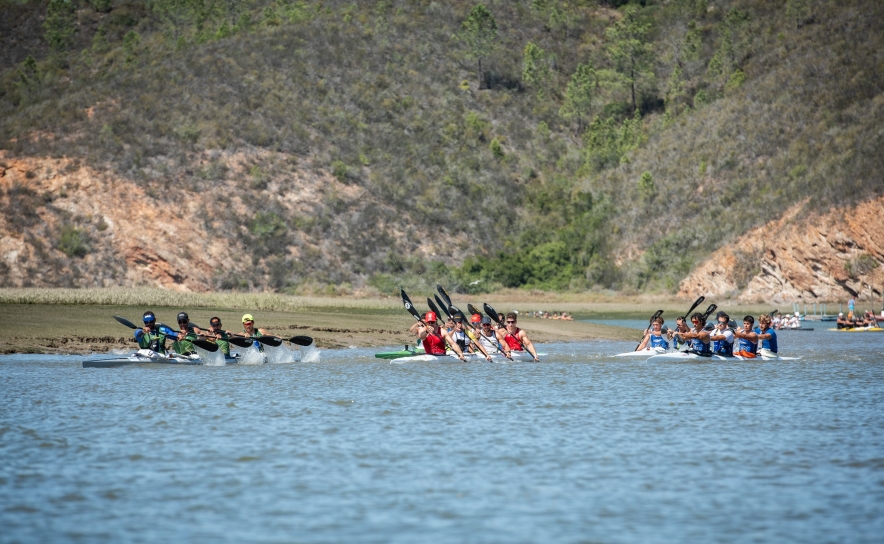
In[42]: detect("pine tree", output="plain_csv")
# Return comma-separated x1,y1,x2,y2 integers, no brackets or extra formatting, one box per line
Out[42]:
606,7,654,112
522,42,549,100
559,63,596,134
44,0,76,52
457,4,499,89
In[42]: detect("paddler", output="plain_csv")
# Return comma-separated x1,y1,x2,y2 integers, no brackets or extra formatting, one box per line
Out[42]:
733,315,759,358
172,311,202,356
708,311,735,357
451,314,492,361
416,311,467,362
497,313,540,362
134,311,170,355
636,316,670,351
667,316,690,351
755,314,778,357
204,316,231,356
477,316,512,358
241,314,269,337
677,312,713,357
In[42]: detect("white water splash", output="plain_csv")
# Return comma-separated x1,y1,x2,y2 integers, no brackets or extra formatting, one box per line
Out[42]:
194,346,227,367
238,346,267,365
300,343,321,363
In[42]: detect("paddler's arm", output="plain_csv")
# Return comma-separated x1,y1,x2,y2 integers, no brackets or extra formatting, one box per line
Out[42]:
520,331,540,362
469,333,492,361
733,328,759,342
636,330,651,351
440,330,467,361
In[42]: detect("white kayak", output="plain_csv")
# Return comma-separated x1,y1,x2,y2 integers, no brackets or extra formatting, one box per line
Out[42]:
646,352,800,363
614,347,669,357
389,350,545,364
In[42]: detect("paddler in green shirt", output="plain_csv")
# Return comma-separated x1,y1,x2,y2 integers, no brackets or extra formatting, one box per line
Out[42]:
172,312,203,356
204,316,231,356
241,314,269,351
134,311,169,355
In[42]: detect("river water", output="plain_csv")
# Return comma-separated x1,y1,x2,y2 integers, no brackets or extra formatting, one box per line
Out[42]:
2,331,883,543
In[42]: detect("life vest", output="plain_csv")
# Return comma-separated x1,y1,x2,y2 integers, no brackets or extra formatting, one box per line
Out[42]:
451,330,469,352
712,330,734,356
649,332,670,349
136,328,167,355
736,336,757,355
173,328,199,355
755,327,778,353
690,332,711,355
209,330,231,356
504,328,523,351
244,327,264,352
422,330,447,355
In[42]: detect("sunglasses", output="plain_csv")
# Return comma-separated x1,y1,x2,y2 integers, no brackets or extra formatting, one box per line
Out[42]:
178,320,188,325
506,320,516,324
210,322,221,327
143,319,155,324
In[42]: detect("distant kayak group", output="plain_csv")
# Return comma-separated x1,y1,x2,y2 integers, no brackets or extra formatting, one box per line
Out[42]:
834,311,881,330
82,311,314,368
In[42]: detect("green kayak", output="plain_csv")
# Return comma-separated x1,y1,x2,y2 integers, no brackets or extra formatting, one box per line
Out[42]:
375,345,425,359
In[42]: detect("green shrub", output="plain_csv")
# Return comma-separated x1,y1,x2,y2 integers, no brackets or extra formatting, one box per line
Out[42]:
58,226,90,258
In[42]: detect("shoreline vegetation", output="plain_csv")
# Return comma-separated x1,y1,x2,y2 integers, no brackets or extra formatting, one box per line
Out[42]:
1,288,790,355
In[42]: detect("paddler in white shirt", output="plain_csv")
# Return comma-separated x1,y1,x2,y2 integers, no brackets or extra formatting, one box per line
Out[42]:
708,311,735,357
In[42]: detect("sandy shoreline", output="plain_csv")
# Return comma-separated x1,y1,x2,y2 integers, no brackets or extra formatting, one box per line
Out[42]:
0,303,641,355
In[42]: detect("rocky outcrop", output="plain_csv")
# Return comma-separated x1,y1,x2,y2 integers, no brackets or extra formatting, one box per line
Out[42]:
0,151,431,291
679,197,884,303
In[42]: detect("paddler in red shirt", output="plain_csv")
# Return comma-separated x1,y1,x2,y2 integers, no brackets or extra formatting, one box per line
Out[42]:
496,312,540,362
416,312,467,362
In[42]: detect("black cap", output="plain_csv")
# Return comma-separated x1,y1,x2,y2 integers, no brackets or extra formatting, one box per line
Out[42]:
452,314,464,322
481,316,492,324
177,312,189,322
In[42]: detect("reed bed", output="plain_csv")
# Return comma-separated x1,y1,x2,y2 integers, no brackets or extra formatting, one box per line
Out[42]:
0,288,400,311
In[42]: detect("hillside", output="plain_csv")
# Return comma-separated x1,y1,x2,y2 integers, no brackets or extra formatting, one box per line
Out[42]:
1,0,882,298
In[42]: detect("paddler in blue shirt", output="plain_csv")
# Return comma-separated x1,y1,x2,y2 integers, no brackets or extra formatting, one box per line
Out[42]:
733,315,759,358
133,311,169,355
667,316,690,351
637,316,670,350
739,314,779,359
677,312,713,356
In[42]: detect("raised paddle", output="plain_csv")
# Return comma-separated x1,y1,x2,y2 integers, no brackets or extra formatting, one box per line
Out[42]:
227,336,255,348
467,303,484,319
114,316,177,337
437,284,453,308
428,298,450,321
452,304,510,360
634,309,664,351
434,295,452,319
400,287,424,323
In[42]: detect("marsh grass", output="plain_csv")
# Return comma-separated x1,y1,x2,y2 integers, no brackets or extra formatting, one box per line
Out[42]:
0,287,401,311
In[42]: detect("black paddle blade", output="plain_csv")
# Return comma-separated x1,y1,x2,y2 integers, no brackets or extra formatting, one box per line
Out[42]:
192,339,219,353
437,284,453,307
400,287,422,322
427,298,444,320
252,336,282,347
434,295,452,318
289,335,314,346
483,303,503,325
702,304,718,320
770,309,779,318
113,315,138,329
449,304,468,323
228,337,255,348
467,303,484,318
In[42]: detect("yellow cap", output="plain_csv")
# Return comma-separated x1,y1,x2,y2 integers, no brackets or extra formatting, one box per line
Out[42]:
242,314,254,323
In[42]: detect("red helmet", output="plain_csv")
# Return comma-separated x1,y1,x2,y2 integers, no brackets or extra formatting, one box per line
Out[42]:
423,311,437,323
470,314,482,323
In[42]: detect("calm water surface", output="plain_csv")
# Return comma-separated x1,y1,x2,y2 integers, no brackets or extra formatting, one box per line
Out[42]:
2,331,883,543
